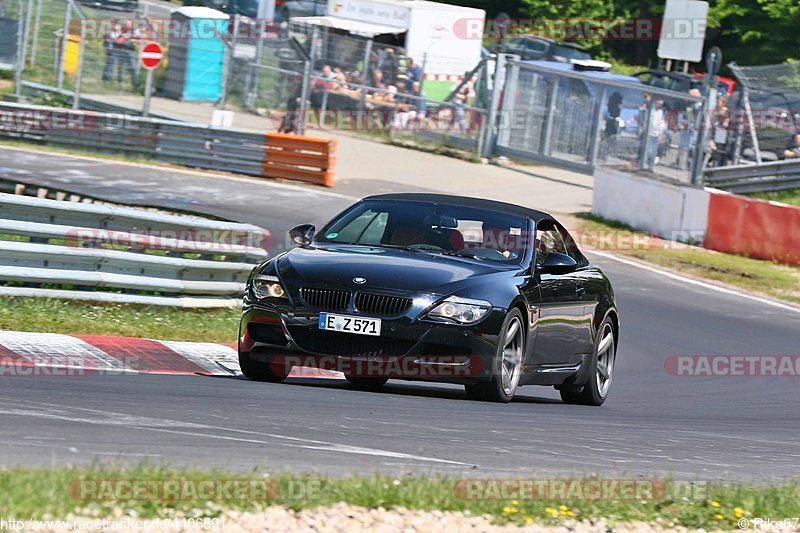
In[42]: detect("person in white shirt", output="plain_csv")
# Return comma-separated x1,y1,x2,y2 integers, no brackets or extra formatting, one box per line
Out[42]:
645,98,667,170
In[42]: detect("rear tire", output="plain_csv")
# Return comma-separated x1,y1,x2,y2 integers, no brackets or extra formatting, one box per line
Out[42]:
464,308,525,403
560,317,616,406
238,351,291,383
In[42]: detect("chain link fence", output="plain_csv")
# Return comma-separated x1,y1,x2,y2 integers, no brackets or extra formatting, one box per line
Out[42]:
496,59,701,183
729,62,800,164
8,2,732,178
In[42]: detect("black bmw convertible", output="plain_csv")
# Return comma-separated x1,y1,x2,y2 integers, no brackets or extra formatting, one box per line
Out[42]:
239,193,619,405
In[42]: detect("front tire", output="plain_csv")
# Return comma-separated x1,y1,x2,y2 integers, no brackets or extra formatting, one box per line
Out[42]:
238,351,291,383
464,308,525,403
560,317,616,406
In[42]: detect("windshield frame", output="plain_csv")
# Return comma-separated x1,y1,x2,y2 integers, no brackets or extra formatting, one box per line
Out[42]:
313,199,534,268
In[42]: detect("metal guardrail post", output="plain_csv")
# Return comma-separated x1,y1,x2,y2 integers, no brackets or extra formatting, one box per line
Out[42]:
56,1,71,90
218,14,238,110
540,77,559,156
357,37,373,130
742,85,761,164
480,53,507,159
637,98,653,170
13,0,25,97
30,0,42,68
246,20,266,111
587,85,608,167
496,60,518,149
298,59,311,135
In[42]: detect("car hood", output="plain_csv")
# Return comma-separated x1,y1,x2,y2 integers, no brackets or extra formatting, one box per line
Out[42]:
276,245,519,294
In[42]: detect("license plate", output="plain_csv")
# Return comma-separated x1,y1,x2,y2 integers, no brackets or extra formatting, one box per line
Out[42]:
318,313,381,336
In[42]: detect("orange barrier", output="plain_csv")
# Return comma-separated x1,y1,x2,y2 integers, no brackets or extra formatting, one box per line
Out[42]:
704,192,800,265
262,133,337,187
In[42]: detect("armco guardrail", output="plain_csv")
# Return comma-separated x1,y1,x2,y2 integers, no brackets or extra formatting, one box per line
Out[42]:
0,102,337,186
0,192,269,307
704,160,800,194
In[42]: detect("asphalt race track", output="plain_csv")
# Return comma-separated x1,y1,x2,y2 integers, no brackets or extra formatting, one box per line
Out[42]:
1,148,799,481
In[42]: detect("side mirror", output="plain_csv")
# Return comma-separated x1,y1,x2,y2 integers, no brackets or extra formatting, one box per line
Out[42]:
540,252,578,274
289,224,315,247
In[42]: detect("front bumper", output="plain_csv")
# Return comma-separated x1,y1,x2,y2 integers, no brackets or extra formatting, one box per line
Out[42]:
239,298,506,383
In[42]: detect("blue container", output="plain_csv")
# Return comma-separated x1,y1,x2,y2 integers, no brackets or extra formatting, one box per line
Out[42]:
163,8,229,102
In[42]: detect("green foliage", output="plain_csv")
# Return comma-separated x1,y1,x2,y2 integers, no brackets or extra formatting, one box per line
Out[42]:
436,0,800,69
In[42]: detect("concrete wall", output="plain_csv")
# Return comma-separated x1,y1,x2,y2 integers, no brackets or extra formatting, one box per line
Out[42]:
592,167,710,243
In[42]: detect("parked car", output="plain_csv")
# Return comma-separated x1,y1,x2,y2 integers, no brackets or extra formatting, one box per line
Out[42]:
77,0,138,12
692,72,737,96
501,36,592,64
633,69,735,96
239,193,620,405
276,0,327,21
182,0,279,18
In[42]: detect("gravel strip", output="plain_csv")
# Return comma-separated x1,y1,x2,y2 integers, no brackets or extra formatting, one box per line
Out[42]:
52,503,784,532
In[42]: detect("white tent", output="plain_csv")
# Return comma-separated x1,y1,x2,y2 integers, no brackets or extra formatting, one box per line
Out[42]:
292,15,403,38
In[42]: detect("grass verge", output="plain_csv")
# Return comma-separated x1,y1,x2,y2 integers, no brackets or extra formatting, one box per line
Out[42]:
572,214,800,305
0,466,797,530
749,188,800,207
0,297,240,343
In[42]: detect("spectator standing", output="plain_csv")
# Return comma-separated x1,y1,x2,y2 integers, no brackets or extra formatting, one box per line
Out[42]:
602,92,623,160
645,98,667,170
783,133,800,158
102,22,123,82
709,95,731,166
684,88,703,170
381,48,398,86
279,75,304,134
113,22,140,87
451,85,471,133
405,57,422,86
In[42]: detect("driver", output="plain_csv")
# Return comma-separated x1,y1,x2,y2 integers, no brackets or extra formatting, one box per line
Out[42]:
481,223,517,259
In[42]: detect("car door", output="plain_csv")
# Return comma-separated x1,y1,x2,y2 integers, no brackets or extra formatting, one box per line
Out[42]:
504,38,526,57
530,224,592,365
524,39,549,61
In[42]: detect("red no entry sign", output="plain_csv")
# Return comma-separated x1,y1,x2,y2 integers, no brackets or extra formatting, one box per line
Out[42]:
140,42,164,70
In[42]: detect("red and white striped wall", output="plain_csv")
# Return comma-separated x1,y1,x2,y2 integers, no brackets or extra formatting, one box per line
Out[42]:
0,331,342,379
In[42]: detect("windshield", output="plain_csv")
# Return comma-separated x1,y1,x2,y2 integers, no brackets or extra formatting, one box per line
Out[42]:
316,200,530,265
552,45,591,60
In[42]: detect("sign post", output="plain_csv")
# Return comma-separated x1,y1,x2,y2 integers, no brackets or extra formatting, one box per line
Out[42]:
140,41,163,118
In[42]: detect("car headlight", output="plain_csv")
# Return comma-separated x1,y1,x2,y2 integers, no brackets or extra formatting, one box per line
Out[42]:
252,275,287,299
426,296,492,325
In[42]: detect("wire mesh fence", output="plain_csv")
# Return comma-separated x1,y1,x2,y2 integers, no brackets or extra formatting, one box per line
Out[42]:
7,2,739,179
496,60,701,183
729,62,800,164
